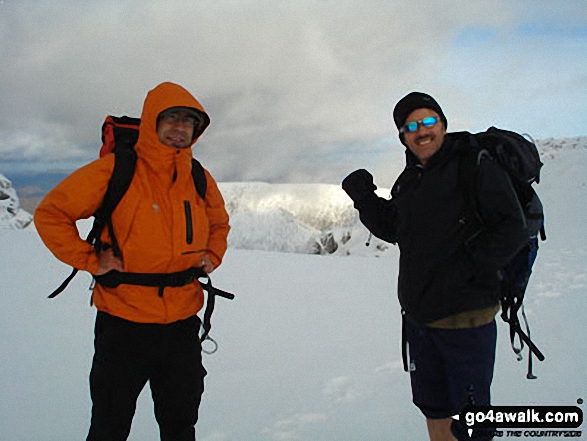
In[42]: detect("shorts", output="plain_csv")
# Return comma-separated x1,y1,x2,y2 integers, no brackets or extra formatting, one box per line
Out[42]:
405,318,497,419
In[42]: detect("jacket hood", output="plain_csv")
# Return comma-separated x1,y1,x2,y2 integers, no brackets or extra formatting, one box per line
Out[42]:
137,82,210,154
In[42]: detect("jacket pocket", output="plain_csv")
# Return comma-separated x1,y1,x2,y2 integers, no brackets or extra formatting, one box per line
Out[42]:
184,200,193,245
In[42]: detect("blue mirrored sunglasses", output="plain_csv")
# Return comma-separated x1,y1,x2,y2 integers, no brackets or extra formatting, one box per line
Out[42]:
401,116,438,133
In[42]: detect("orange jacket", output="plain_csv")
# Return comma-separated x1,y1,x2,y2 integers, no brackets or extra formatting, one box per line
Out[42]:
35,82,230,324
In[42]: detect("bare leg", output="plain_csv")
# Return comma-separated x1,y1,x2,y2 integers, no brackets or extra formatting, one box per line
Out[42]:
426,418,456,441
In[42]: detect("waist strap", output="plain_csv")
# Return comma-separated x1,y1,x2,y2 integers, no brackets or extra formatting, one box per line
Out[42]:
93,267,235,344
94,267,203,292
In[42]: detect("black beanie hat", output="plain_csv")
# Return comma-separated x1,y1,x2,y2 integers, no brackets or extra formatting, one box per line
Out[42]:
392,92,448,131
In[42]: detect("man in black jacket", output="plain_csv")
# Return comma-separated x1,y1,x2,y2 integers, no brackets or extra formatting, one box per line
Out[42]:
342,92,527,441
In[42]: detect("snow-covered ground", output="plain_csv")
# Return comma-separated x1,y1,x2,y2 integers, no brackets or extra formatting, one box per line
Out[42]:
0,136,586,440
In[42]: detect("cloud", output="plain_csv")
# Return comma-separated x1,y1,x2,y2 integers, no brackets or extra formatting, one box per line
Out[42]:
261,412,329,440
200,432,231,441
0,0,585,182
323,375,361,404
375,361,404,374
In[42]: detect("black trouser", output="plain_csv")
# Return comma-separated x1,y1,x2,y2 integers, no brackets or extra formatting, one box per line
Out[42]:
86,312,206,441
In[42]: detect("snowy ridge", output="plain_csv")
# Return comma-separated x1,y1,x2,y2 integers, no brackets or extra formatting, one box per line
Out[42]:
0,173,33,229
4,136,585,254
221,136,587,256
219,182,393,256
536,136,587,158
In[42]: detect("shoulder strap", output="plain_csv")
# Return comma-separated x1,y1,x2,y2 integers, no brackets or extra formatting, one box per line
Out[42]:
457,138,490,236
48,149,137,299
91,148,137,256
191,158,207,201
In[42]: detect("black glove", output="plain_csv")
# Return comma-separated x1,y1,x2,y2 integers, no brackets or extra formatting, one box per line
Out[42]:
342,169,377,202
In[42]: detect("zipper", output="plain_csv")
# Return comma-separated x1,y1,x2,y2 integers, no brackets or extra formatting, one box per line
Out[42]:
184,200,193,244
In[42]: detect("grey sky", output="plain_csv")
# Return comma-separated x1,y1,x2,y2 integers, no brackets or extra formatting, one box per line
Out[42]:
1,0,586,184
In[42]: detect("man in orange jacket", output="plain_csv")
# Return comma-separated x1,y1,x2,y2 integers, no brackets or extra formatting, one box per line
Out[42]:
35,82,230,441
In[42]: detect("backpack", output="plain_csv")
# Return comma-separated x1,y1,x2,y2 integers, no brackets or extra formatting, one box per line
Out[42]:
458,127,546,378
48,115,233,349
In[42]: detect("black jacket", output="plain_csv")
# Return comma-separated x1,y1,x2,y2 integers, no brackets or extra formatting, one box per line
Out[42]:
354,133,527,324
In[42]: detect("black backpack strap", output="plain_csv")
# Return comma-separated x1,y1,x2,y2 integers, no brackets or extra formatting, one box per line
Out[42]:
93,148,137,256
499,239,545,360
94,266,204,290
191,158,207,201
48,268,80,298
456,138,489,246
48,149,137,298
94,267,235,343
198,275,235,343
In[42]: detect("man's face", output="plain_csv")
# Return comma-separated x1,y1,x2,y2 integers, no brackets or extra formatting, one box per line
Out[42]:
157,109,197,148
402,108,446,166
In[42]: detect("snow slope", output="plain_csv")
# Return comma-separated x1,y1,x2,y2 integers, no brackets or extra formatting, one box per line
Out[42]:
0,137,586,440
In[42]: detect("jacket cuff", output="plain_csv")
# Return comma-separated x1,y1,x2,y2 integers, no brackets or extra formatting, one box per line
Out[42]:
207,250,223,268
83,253,101,276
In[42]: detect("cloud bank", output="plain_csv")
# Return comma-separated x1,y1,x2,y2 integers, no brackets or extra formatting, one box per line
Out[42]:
1,0,585,183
